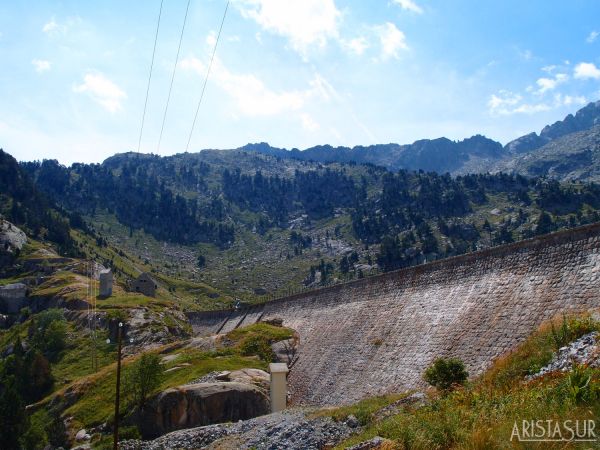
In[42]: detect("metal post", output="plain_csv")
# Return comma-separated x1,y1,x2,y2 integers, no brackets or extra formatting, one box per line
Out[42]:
113,322,123,450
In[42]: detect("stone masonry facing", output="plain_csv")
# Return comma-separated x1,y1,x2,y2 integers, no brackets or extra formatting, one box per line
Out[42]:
188,222,600,406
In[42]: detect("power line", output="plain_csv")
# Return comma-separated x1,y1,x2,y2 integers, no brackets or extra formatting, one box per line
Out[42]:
156,0,192,154
185,0,229,153
137,0,164,154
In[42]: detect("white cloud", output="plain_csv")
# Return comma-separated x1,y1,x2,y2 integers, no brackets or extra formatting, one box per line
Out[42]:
41,16,82,36
31,59,51,73
343,36,369,56
511,102,551,114
300,113,319,132
206,31,217,47
42,18,58,34
574,62,600,80
535,73,568,94
488,88,587,116
392,0,423,14
180,56,332,116
73,73,127,113
586,30,599,43
562,94,587,106
235,0,341,57
541,65,556,73
518,49,533,61
488,92,550,116
375,22,408,60
488,90,522,115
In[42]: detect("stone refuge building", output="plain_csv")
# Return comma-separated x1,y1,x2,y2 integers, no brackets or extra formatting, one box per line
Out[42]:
0,283,28,314
130,272,157,297
189,222,600,407
99,269,113,297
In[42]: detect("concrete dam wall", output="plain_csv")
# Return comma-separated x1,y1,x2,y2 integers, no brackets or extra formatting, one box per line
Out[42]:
188,223,600,406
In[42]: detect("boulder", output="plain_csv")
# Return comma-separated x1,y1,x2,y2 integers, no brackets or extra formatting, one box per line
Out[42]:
0,220,27,252
139,382,270,439
75,429,91,441
216,368,270,393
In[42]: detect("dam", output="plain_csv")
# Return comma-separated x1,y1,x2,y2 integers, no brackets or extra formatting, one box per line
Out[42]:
189,223,600,406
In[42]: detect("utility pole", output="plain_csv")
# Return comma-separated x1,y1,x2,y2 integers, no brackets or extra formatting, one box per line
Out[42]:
113,322,123,450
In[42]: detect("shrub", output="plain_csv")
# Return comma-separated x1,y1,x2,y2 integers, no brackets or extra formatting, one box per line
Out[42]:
423,357,469,392
551,314,599,351
29,308,68,359
28,351,53,400
124,353,163,411
240,335,274,362
35,308,65,330
43,320,68,357
45,412,67,448
19,306,31,320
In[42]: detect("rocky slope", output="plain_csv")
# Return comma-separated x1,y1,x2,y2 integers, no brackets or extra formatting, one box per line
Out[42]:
242,101,600,181
121,409,355,450
491,124,600,181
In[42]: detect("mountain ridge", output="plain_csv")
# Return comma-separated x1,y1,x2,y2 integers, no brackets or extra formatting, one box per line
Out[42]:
234,100,600,179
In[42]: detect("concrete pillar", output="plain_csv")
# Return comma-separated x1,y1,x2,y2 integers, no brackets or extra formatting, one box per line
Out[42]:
269,363,289,413
99,269,113,298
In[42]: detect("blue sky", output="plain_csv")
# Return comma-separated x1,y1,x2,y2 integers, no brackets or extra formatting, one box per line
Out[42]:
1,0,600,164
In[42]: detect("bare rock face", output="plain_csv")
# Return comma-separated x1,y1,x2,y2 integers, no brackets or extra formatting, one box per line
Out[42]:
216,368,270,393
0,220,26,270
0,220,27,252
139,382,270,439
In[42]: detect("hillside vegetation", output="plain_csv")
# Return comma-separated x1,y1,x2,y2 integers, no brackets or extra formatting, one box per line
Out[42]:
324,313,600,449
20,147,600,300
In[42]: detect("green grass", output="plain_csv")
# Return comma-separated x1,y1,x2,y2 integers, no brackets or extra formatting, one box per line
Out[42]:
51,325,116,389
313,392,409,426
30,271,86,300
39,322,293,432
225,322,295,345
328,314,600,450
61,348,265,431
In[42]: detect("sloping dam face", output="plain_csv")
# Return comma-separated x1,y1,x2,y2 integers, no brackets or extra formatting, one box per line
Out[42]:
188,223,600,406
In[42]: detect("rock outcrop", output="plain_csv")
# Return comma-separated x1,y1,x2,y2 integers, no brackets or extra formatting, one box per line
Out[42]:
0,220,27,252
529,332,599,379
139,382,270,439
0,220,26,270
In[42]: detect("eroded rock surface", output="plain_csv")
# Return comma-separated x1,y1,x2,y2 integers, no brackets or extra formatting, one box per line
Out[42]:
139,382,270,439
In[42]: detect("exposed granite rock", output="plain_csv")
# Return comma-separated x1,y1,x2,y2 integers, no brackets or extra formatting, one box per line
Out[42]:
0,220,27,252
529,332,599,379
139,382,270,439
187,368,270,394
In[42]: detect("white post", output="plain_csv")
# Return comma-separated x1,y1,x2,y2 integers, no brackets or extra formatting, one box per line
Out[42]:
269,363,289,413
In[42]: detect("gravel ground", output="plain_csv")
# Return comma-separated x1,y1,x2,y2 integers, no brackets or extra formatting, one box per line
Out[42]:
120,409,354,450
185,371,223,385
